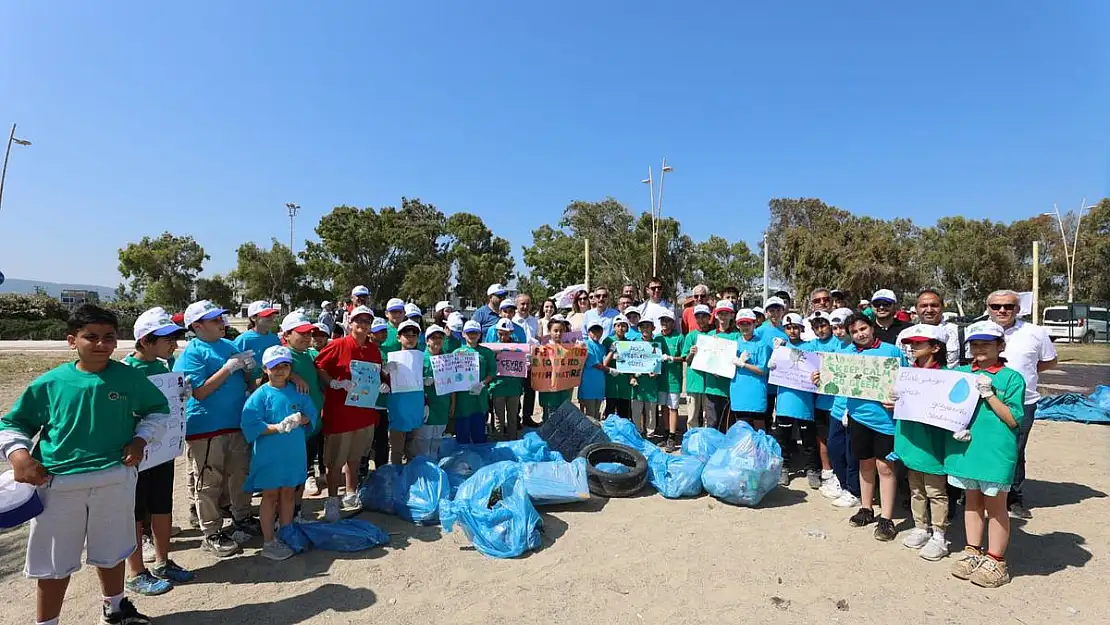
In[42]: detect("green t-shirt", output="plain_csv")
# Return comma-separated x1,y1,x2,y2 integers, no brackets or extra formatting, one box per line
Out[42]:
444,334,463,354
894,365,949,475
1,361,170,475
655,331,684,394
539,389,571,409
944,365,1026,484
123,354,171,377
681,329,709,394
704,329,740,397
289,347,325,433
603,336,633,400
381,325,401,355
629,336,660,401
423,351,453,426
453,344,495,416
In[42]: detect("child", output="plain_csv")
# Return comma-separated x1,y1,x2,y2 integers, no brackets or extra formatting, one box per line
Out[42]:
808,311,842,495
823,308,862,508
628,318,660,438
729,308,771,433
445,312,466,353
768,313,819,488
539,318,574,418
312,323,331,352
686,300,738,431
579,321,612,422
602,316,634,419
680,304,713,430
234,301,282,385
280,312,326,508
489,318,524,439
368,317,394,477
415,325,455,457
757,297,790,431
174,300,261,557
241,346,318,561
386,320,423,464
894,323,952,561
655,310,685,451
624,307,643,341
947,321,1025,588
124,308,194,596
454,320,497,443
1,305,171,625
485,299,528,344
404,303,427,350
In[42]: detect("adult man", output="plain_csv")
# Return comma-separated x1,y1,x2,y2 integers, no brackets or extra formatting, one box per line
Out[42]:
617,294,636,314
318,301,336,335
682,284,711,334
870,289,912,344
473,283,507,332
621,283,639,306
346,286,372,320
896,289,961,367
484,298,527,343
513,294,540,427
639,276,674,323
986,289,1057,520
802,288,834,341
583,286,620,339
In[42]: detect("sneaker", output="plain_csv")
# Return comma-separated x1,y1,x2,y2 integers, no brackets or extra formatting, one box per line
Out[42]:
806,470,822,490
140,535,156,563
778,468,792,487
229,528,252,545
233,516,263,536
919,534,950,561
1008,503,1033,520
261,539,295,561
324,497,341,522
124,570,172,596
305,475,321,497
169,525,182,537
902,527,931,549
951,547,985,579
664,436,677,453
832,492,862,508
849,507,876,527
820,476,844,499
201,532,241,558
969,556,1011,588
102,597,153,625
873,517,897,541
342,492,361,509
220,505,233,519
151,559,194,584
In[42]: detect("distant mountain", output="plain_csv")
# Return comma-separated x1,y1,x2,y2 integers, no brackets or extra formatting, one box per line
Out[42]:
0,277,116,299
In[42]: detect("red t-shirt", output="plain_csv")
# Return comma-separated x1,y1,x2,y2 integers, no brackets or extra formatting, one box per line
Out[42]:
315,335,382,434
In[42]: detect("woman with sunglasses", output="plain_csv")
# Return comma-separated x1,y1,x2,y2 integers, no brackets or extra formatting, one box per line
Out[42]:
567,290,589,334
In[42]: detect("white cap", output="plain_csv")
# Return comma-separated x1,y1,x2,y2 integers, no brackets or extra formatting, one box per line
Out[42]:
499,298,517,310
134,307,185,341
425,324,447,338
397,320,421,334
625,306,641,317
965,320,1005,342
764,296,786,309
657,308,675,320
404,303,422,318
313,322,330,335
447,312,465,332
280,311,316,334
830,307,855,325
435,300,452,313
351,285,370,297
370,317,389,332
495,318,515,332
321,300,331,308
859,299,871,307
693,304,712,316
783,313,805,327
586,318,605,330
349,305,374,321
713,300,736,315
613,315,630,326
900,323,948,344
386,298,405,312
752,306,765,316
871,289,897,304
552,313,567,322
262,345,293,369
736,308,757,322
463,320,482,334
637,317,656,330
809,310,831,322
487,283,508,296
184,300,227,327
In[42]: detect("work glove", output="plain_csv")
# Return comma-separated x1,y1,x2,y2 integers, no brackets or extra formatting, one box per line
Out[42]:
379,382,391,394
766,359,777,370
424,376,435,387
329,378,355,392
952,429,972,442
468,381,485,396
629,376,639,387
607,368,620,377
772,338,786,348
222,353,249,373
975,374,995,399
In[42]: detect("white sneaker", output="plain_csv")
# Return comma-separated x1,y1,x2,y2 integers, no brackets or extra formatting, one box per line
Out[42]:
341,493,361,509
261,539,294,561
141,534,156,563
919,533,950,561
819,476,844,499
902,527,931,549
324,497,341,523
305,475,321,497
832,492,862,508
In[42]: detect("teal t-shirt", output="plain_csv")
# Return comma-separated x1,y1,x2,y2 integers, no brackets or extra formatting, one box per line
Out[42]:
943,365,1026,483
174,337,249,436
774,340,816,421
842,341,907,435
681,329,710,394
233,329,282,381
730,335,770,413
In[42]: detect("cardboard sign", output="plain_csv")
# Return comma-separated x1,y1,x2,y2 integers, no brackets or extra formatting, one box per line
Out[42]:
818,352,900,401
387,350,424,393
690,334,737,379
138,372,187,472
483,343,530,378
893,367,979,432
614,340,662,375
431,351,481,394
768,346,821,393
530,344,586,393
345,360,382,408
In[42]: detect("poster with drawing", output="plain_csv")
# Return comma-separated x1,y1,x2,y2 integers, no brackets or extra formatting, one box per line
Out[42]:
345,360,381,408
893,367,979,432
138,372,186,472
768,346,821,393
818,352,900,401
432,351,481,394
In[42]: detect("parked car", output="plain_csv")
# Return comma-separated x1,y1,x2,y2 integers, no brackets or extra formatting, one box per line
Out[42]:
1042,304,1109,343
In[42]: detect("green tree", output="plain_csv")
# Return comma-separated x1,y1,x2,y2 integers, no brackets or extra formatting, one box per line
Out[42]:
446,212,515,302
195,274,237,308
118,232,208,309
1073,198,1110,303
399,262,451,308
234,239,303,306
921,217,1018,310
684,235,761,297
516,273,553,302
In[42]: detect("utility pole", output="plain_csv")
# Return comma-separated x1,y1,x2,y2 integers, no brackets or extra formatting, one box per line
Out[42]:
1,123,33,214
285,202,301,253
584,238,590,292
1032,240,1040,324
762,233,770,301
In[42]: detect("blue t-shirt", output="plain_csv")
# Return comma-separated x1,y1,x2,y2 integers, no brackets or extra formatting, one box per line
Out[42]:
808,336,844,411
580,338,607,401
471,304,501,332
174,337,249,436
484,324,527,345
233,329,282,381
755,322,789,394
730,335,770,413
241,383,318,491
625,327,643,341
583,308,620,340
775,340,816,420
844,341,908,435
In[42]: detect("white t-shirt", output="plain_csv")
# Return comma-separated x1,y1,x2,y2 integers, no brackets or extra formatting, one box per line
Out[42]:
896,322,962,369
1000,319,1057,405
639,300,674,323
513,314,540,345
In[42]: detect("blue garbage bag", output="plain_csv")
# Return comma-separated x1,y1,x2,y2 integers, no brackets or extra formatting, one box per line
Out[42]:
277,519,389,553
1035,392,1110,424
1091,385,1110,412
724,420,757,445
393,457,450,524
439,449,487,497
681,428,726,462
595,462,630,474
520,458,590,506
439,432,563,464
439,461,543,559
701,424,783,506
358,464,401,514
278,523,311,554
648,452,705,499
601,415,646,449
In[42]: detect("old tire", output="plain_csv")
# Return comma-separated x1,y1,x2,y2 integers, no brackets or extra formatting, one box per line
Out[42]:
580,443,649,498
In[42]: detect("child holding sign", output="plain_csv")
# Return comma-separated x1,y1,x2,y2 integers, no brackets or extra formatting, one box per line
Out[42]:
628,318,660,438
655,310,685,451
823,309,862,507
579,320,611,421
768,313,818,488
807,311,841,495
489,319,524,439
946,321,1026,588
697,300,740,430
455,321,497,443
603,316,634,419
416,325,454,457
729,309,770,433
680,304,714,430
539,318,574,418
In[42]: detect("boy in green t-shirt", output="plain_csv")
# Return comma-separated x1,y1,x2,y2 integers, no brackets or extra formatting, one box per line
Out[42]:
415,325,455,457
1,305,172,625
655,310,685,452
628,318,660,437
602,315,633,419
280,312,327,509
488,318,524,439
538,317,574,417
454,320,497,443
680,304,713,429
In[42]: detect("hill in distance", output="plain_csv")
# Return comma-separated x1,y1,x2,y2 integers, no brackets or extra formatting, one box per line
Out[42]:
0,277,116,299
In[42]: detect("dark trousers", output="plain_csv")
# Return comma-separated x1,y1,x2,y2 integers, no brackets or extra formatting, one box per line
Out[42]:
605,397,631,420
1009,404,1037,506
455,413,489,444
775,416,818,472
306,432,325,477
827,417,860,497
521,377,537,424
704,395,730,431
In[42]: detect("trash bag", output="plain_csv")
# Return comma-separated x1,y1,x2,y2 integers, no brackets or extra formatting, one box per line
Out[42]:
277,523,311,554
701,424,783,507
439,449,487,497
681,427,727,463
1091,385,1110,412
724,420,757,445
439,461,543,559
297,519,391,552
1035,392,1110,424
594,462,630,474
601,415,647,449
439,432,563,465
358,464,401,515
393,457,450,524
647,452,705,499
520,457,590,506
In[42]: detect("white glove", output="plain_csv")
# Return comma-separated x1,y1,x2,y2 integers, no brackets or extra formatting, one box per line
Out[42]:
975,374,995,398
738,351,750,365
607,368,620,377
329,378,355,391
772,338,786,348
423,376,435,387
766,359,777,370
379,382,391,394
952,429,972,442
223,356,247,373
423,406,430,423
732,357,746,368
275,416,297,433
629,376,639,387
468,381,485,396
841,413,849,427
242,355,257,371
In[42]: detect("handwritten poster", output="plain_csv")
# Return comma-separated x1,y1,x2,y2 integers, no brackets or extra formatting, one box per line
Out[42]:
345,360,382,408
388,350,424,394
768,346,821,393
540,331,582,344
818,352,900,401
483,343,530,378
690,334,737,379
614,341,663,375
530,344,587,393
893,367,979,432
431,351,480,394
139,372,186,471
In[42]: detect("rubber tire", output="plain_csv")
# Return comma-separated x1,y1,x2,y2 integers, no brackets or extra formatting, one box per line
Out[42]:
1082,331,1095,344
579,443,649,498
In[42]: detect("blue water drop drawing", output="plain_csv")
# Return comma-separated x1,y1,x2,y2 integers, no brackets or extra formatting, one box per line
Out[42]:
949,378,971,403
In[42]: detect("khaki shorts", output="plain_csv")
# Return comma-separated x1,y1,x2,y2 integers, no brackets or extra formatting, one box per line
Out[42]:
324,426,374,471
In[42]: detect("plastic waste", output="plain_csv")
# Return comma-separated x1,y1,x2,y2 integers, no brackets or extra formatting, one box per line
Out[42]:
277,523,311,554
647,453,705,499
439,461,543,558
594,462,630,474
393,457,450,524
1091,385,1110,412
520,457,590,506
601,415,645,449
278,519,390,553
681,427,727,463
438,449,487,497
439,431,564,464
358,464,401,515
701,423,783,507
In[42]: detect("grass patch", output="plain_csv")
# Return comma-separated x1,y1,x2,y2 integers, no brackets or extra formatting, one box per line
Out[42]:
0,354,72,413
1054,343,1110,364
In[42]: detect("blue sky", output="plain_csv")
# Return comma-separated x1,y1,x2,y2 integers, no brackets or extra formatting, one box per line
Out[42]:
2,1,1108,289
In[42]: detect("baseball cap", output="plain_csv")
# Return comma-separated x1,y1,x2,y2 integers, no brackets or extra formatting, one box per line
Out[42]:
736,308,757,323
637,317,656,329
586,318,604,330
830,289,846,299
351,285,370,297
280,311,316,334
397,320,421,334
447,312,465,332
764,296,786,310
657,308,675,320
370,317,389,333
613,314,630,326
435,300,452,313
312,323,330,336
386,298,405,312
783,313,805,327
774,290,791,301
134,307,185,341
871,289,897,304
349,305,374,321
752,306,765,316
463,320,482,334
900,323,947,344
262,345,293,369
425,324,447,338
321,300,331,308
830,307,855,325
965,320,1004,342
713,300,736,315
404,303,422,318
495,318,515,332
809,310,832,324
552,313,567,322
487,283,508,297
499,298,517,310
625,306,641,318
184,300,226,327
693,304,712,316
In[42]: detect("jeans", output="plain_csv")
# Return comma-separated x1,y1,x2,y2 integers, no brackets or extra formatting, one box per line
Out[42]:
826,417,860,497
1009,403,1037,506
455,413,489,444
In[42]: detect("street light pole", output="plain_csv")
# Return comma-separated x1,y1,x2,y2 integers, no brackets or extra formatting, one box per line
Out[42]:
0,123,33,214
286,202,301,254
641,168,656,275
654,158,673,278
1045,200,1092,304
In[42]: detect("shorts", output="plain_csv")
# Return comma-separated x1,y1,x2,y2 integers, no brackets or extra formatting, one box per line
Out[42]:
26,465,138,579
134,459,175,520
731,410,764,425
324,426,374,471
813,409,831,440
657,392,680,409
848,417,894,461
947,475,1011,497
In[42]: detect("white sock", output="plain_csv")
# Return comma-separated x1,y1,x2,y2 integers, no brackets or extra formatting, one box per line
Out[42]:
37,618,59,625
821,469,834,480
933,529,946,542
104,592,125,614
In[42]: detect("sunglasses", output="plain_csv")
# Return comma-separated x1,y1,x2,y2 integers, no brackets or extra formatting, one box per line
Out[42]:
577,296,589,301
873,301,894,308
595,293,609,299
648,285,663,291
989,303,1017,311
811,296,831,304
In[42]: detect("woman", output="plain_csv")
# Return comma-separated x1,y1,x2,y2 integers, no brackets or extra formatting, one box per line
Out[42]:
537,298,558,342
567,290,589,334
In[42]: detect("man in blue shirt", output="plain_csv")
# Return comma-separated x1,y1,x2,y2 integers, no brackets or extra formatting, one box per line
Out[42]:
583,285,620,340
472,283,507,333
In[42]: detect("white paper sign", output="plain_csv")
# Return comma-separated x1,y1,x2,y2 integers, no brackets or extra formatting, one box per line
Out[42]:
387,350,424,393
432,352,480,394
690,334,737,379
138,372,186,472
768,346,821,393
893,367,979,432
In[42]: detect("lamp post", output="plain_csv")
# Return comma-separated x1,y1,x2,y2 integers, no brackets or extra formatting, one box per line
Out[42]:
640,158,673,276
0,123,33,214
286,202,301,254
1042,199,1092,304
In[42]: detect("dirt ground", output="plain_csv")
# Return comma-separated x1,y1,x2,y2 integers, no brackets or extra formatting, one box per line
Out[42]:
1,354,1108,625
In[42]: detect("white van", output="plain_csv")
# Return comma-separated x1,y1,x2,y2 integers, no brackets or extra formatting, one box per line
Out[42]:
1042,304,1109,343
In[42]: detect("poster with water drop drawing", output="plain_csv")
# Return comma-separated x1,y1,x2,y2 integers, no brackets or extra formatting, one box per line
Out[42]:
892,368,979,432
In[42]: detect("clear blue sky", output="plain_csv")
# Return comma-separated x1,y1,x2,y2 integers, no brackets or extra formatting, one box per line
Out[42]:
3,1,1108,289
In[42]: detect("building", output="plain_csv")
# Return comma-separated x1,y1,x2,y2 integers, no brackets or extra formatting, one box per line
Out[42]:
60,289,100,307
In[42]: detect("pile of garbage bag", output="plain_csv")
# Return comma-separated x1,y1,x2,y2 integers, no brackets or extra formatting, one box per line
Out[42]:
701,421,783,507
439,461,543,559
357,457,450,524
278,519,391,554
519,457,590,506
601,416,704,498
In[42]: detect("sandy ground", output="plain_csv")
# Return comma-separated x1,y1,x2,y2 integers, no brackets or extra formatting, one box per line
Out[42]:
1,355,1109,625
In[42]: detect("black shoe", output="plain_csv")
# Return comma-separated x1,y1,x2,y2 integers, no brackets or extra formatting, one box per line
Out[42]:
849,507,876,527
201,532,241,558
873,517,897,541
1008,503,1033,520
102,597,152,624
232,515,263,537
664,436,677,453
219,505,232,519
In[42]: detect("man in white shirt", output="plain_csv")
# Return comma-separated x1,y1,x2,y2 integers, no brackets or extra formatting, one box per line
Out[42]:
802,287,834,341
638,276,674,323
987,289,1057,520
896,289,961,368
583,286,620,339
513,293,540,427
